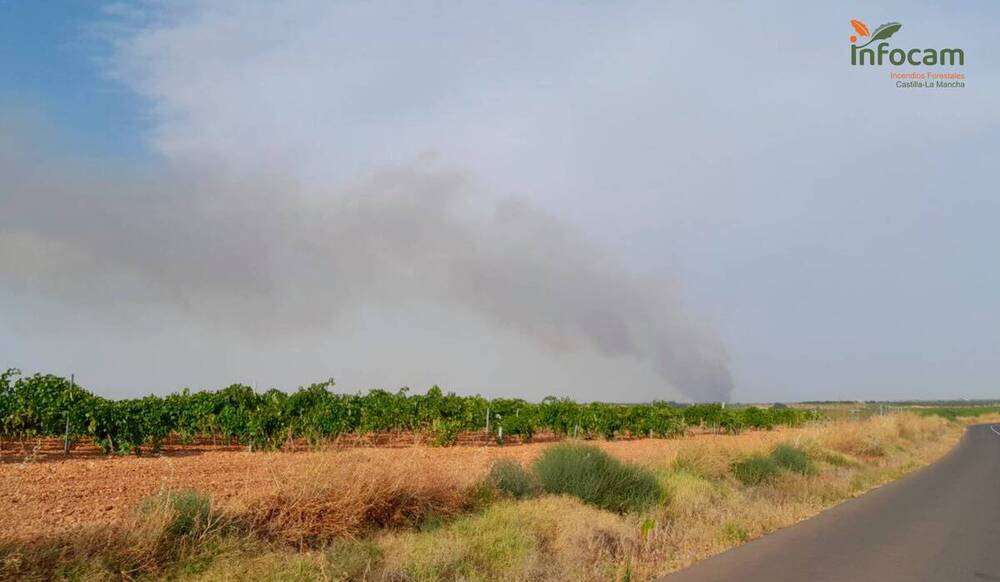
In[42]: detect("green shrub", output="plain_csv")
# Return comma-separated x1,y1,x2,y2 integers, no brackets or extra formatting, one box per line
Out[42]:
719,521,749,543
137,489,214,538
770,444,815,475
532,444,662,513
731,455,780,486
488,459,539,499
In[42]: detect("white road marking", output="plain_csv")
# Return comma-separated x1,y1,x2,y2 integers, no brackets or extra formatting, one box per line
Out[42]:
990,425,1000,437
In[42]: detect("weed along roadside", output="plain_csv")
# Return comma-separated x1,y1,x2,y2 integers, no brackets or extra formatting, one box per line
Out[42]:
1,410,988,581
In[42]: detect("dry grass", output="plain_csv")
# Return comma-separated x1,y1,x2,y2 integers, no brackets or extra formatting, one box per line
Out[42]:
378,496,633,581
230,454,482,547
224,429,821,551
367,413,974,581
0,428,810,540
1,413,990,581
1,490,235,581
625,413,967,578
299,413,972,581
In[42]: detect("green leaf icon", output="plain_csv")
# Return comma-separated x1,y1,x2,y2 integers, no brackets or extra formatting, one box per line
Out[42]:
855,22,902,48
870,22,902,42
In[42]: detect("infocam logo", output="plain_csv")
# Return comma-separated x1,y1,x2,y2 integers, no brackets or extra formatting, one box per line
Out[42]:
849,20,964,66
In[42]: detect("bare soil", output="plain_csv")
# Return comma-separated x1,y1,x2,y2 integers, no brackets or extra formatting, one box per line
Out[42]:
1,428,798,540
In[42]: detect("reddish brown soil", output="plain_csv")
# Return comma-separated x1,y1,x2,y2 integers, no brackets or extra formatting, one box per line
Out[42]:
0,428,797,540
0,430,560,462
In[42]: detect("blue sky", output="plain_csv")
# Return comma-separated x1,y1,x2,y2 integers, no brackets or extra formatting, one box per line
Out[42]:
1,2,998,402
0,1,149,161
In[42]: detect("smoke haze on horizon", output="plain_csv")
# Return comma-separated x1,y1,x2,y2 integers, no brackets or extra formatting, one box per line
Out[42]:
0,120,732,401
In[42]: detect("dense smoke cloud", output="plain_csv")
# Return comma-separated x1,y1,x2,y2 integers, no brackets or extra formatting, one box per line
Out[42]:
0,129,732,401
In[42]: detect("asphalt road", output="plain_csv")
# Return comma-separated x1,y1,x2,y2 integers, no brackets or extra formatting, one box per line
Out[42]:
659,423,1000,582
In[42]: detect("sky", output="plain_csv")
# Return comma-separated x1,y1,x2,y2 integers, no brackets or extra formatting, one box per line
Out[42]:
1,1,998,403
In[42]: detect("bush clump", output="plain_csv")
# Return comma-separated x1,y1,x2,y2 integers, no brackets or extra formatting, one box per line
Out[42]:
137,489,214,538
532,444,662,513
731,455,780,486
488,459,540,499
770,444,815,475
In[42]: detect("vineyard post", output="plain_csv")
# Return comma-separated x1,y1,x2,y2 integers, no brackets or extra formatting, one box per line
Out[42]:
485,406,490,435
63,374,74,456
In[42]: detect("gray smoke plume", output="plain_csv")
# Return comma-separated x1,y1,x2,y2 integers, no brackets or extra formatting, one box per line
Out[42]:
0,125,732,401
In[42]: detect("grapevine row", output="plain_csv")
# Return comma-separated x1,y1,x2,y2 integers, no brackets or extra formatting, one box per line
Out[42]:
0,369,821,455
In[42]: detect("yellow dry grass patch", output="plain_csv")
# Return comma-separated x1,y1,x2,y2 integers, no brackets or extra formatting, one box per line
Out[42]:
228,450,483,547
379,496,633,581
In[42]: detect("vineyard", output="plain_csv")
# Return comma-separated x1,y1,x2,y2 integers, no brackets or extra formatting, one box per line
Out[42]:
0,369,820,455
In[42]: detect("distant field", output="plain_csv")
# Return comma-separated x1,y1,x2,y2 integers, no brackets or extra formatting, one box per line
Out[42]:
911,406,1000,420
793,402,1000,422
